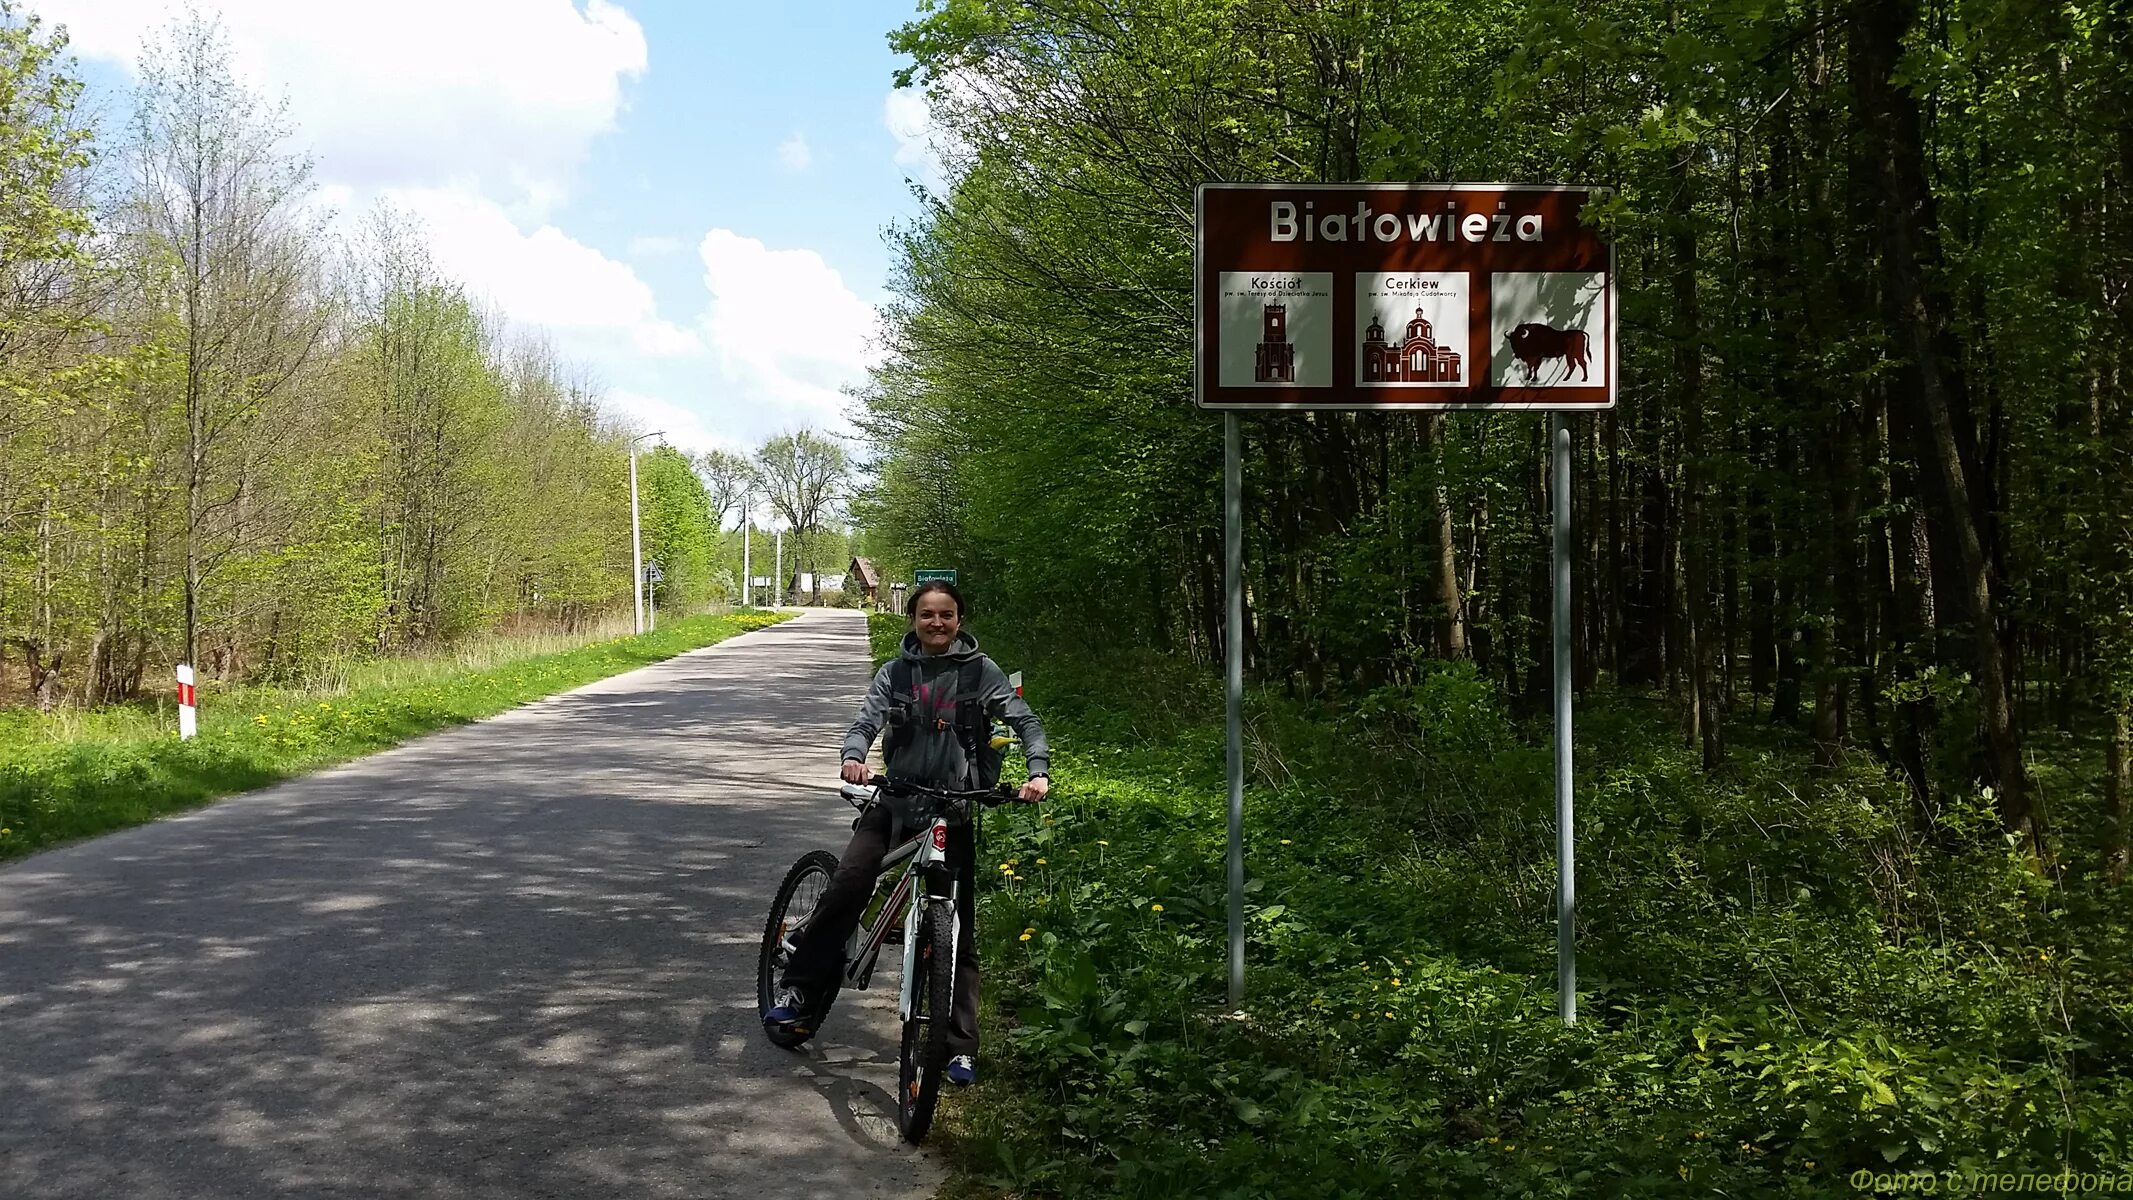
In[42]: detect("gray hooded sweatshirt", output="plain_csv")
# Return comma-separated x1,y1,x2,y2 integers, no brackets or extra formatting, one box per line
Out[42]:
842,630,1050,799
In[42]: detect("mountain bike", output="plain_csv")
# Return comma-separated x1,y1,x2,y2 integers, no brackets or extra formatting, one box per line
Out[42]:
756,773,1014,1144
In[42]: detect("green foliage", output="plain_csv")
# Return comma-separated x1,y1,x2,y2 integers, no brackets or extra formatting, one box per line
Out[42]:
0,18,658,710
638,445,722,610
931,634,2133,1197
0,611,790,861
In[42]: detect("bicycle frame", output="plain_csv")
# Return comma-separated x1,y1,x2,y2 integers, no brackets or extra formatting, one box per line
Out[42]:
780,785,962,1023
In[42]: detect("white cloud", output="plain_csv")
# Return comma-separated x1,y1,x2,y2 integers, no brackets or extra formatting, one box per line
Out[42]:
883,86,944,189
386,187,699,358
33,0,646,216
696,228,880,429
33,1,881,460
603,389,741,456
885,78,982,193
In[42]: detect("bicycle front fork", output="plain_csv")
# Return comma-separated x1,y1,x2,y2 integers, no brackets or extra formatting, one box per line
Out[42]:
898,860,960,1023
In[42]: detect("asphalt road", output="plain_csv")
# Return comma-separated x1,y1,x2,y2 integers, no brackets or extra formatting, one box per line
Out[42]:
0,608,941,1199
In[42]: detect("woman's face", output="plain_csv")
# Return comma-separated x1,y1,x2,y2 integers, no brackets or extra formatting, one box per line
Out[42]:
912,594,961,654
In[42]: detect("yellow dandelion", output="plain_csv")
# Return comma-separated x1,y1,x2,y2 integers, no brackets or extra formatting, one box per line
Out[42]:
1280,839,1292,845
1019,933,1032,942
1098,840,1109,846
1151,904,1164,912
1391,979,1401,986
1011,874,1023,881
1384,1011,1394,1019
1036,858,1047,865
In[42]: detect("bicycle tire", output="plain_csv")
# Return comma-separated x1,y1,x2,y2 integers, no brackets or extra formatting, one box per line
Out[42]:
758,850,841,1050
896,900,956,1143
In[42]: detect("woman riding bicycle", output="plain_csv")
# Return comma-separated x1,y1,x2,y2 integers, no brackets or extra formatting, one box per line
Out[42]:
765,579,1049,1086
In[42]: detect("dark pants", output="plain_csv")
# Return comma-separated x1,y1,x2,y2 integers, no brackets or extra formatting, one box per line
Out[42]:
779,803,982,1058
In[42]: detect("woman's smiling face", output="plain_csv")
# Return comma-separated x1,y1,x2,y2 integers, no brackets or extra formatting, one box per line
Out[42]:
913,592,961,653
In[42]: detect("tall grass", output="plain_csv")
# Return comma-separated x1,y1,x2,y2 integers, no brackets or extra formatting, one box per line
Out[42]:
0,609,791,861
909,615,2133,1199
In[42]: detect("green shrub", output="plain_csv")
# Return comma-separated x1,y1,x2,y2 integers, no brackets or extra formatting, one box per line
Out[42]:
933,635,2133,1198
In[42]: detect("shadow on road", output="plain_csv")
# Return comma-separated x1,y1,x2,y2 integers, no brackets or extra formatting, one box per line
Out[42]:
0,611,937,1200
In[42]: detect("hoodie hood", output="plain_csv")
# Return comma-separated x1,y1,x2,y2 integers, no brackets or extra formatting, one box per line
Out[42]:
900,628,981,663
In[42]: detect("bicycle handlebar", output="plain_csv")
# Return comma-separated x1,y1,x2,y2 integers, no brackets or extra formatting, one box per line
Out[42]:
840,774,1019,815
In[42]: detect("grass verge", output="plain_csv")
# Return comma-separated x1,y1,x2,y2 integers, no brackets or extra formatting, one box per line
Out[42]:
884,615,2132,1199
0,609,792,862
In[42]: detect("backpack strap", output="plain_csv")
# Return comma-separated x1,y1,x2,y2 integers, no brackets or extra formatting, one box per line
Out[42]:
953,658,989,754
882,657,919,761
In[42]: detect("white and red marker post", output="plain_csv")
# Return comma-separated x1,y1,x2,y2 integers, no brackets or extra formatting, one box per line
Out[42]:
176,664,197,739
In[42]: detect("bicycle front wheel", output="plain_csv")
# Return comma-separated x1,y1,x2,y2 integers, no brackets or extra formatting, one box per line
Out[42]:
896,900,956,1143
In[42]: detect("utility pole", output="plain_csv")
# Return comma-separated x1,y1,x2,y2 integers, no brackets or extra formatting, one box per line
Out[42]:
741,491,752,608
774,526,783,608
627,431,662,634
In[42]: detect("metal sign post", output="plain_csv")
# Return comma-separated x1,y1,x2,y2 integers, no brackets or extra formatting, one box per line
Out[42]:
1195,182,1613,1021
1553,416,1576,1023
1225,413,1245,1011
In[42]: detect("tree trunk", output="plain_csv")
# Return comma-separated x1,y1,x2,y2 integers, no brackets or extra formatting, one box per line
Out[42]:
1673,146,1722,769
2106,699,2131,884
1425,414,1465,658
1853,0,2037,850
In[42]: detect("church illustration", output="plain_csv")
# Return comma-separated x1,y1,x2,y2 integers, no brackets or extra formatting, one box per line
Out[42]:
1254,302,1296,383
1363,307,1462,383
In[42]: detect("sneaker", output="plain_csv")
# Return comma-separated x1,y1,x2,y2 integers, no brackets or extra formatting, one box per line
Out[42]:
765,985,811,1028
947,1054,976,1086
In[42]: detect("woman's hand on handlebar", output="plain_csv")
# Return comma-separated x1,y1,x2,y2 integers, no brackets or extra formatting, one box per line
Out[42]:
1017,776,1049,804
840,759,870,785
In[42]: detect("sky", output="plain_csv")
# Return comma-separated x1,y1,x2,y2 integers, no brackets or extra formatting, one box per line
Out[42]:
28,0,952,457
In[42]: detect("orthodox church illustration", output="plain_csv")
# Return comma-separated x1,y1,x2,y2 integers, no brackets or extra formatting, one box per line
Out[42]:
1363,307,1462,383
1254,302,1296,383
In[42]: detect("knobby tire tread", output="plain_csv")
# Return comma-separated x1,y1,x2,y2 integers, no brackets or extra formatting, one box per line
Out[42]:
758,850,841,1050
898,901,956,1144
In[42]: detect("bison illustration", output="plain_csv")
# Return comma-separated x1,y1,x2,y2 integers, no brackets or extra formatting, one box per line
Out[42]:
1506,323,1591,384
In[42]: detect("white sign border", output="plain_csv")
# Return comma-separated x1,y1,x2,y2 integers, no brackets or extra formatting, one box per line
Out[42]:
1193,181,1618,413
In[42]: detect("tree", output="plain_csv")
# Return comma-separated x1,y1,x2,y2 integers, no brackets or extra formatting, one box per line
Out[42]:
640,445,719,610
755,429,849,604
857,0,2121,855
693,448,756,530
0,2,100,708
120,10,327,673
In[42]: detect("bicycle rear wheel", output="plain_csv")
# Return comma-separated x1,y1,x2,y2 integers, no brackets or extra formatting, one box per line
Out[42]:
896,901,956,1143
758,850,841,1050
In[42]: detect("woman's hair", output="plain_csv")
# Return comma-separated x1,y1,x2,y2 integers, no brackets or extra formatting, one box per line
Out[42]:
906,579,967,621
